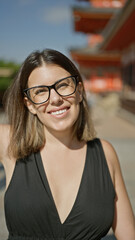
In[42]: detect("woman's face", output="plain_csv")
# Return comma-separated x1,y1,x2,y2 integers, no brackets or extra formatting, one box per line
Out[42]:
25,64,82,136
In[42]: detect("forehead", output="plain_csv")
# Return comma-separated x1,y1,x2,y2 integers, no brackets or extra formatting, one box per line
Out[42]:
28,64,70,87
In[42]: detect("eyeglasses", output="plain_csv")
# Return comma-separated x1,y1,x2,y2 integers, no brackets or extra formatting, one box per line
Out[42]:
23,75,79,104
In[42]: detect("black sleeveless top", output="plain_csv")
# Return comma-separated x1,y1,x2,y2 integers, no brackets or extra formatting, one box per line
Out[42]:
4,138,115,240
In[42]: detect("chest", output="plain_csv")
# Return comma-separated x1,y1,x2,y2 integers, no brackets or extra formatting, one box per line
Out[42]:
40,147,86,224
4,141,115,239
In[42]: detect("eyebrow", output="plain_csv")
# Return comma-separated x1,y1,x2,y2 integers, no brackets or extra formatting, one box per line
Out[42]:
27,75,72,89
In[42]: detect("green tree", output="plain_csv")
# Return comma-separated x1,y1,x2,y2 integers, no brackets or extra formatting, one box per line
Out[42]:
0,59,20,107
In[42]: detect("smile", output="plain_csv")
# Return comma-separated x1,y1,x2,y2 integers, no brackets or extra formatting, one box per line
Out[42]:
50,108,68,116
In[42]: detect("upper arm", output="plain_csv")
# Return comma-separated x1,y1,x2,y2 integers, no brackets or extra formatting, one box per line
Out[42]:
0,124,10,164
101,139,135,240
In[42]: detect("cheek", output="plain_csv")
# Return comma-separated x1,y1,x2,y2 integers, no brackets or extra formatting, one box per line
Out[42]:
76,104,80,119
66,92,81,105
74,93,80,106
33,103,48,122
71,100,80,123
35,103,48,113
74,89,83,104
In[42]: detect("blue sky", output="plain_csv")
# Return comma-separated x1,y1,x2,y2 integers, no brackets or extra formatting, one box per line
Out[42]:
0,0,89,63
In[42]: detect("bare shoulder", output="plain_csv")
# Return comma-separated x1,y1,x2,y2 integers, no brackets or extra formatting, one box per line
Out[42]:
0,123,10,143
0,124,17,191
99,139,121,186
100,139,135,239
100,139,119,169
0,124,11,163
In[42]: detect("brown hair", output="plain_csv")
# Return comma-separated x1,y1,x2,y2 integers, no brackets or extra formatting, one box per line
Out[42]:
4,49,96,159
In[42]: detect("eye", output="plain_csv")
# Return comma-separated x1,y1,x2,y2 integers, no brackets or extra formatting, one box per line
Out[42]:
58,82,69,89
56,78,72,89
34,87,48,95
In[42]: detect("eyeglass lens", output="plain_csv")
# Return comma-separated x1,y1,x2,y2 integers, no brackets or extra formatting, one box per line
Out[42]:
27,76,77,104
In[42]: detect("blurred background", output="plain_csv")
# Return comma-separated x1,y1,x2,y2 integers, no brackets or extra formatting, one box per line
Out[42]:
0,0,135,239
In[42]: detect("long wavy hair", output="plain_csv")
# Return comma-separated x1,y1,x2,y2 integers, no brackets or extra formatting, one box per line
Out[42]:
4,49,96,159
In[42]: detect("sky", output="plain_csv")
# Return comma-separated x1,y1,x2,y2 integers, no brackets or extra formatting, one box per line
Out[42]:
0,0,89,64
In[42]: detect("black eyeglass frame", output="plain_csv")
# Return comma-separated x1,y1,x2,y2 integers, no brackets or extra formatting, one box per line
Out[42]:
23,75,79,105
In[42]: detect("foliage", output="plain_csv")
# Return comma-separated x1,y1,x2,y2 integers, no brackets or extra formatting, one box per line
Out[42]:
0,59,20,71
0,77,13,90
0,59,20,91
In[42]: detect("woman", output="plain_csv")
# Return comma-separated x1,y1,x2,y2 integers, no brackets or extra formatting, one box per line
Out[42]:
0,49,135,240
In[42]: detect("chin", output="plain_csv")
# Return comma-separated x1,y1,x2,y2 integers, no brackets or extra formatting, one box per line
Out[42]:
45,121,76,135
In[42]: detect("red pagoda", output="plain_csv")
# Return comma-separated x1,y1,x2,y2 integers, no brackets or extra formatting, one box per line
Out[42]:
70,0,126,93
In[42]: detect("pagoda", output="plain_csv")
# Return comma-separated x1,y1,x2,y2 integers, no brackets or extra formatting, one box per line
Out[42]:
101,0,135,115
70,0,126,93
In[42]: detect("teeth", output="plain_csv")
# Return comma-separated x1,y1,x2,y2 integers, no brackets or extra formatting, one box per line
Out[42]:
51,109,67,115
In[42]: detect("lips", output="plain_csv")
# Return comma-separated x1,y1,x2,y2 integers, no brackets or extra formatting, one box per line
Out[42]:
48,107,70,116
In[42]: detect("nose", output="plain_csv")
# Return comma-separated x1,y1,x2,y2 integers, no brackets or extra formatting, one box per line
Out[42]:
49,88,63,105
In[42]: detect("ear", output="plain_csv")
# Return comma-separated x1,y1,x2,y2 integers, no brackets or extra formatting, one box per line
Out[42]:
24,97,37,115
77,82,83,102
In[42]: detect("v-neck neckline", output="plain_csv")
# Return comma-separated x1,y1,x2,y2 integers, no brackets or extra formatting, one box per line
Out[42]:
35,142,89,225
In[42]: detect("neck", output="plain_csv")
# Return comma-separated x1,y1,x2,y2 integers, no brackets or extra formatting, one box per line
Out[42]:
43,127,79,150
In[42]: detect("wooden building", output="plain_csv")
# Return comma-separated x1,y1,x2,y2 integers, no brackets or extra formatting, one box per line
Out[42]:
101,0,135,114
70,0,125,93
